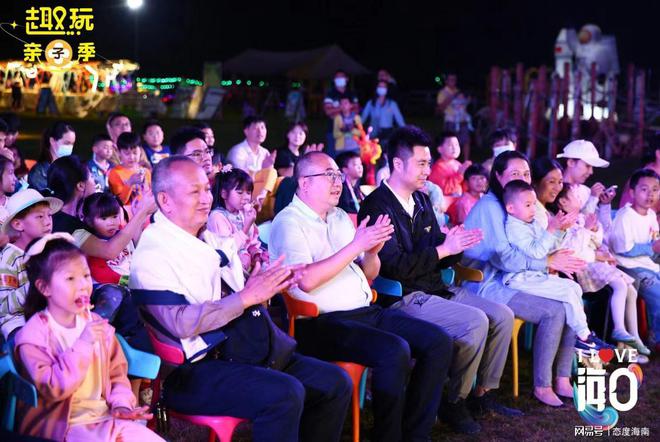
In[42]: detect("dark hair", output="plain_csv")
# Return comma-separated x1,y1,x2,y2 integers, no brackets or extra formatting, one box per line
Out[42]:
531,157,563,186
141,119,162,134
287,121,308,136
91,133,112,146
82,192,122,233
435,130,458,147
387,125,432,172
0,112,19,133
464,163,488,181
0,118,7,135
106,112,129,127
488,128,511,149
546,182,573,214
630,168,660,190
334,69,347,77
192,121,211,131
24,238,86,320
38,121,75,163
335,151,361,170
212,168,254,209
46,155,89,204
116,132,141,151
503,180,534,206
242,115,266,130
489,150,529,202
0,155,13,177
170,127,206,154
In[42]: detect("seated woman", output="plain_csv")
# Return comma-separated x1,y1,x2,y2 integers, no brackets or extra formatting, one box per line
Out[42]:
463,150,586,407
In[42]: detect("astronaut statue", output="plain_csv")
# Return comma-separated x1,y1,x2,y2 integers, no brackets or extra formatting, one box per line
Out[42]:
554,24,619,121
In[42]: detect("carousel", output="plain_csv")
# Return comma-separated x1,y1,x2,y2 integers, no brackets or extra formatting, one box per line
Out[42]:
0,58,139,117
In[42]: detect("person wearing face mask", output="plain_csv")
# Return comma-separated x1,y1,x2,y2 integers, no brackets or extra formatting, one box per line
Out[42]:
323,70,358,157
361,81,405,147
482,128,517,174
28,121,76,191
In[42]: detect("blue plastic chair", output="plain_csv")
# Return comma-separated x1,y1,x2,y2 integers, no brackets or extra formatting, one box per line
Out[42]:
116,334,161,380
0,342,37,432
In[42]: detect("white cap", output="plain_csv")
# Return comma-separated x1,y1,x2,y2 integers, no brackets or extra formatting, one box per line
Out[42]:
2,189,63,234
556,140,609,168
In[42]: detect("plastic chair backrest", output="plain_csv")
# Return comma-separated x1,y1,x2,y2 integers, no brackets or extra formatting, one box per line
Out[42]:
116,334,160,380
145,328,185,366
371,276,403,297
282,291,320,337
257,221,272,246
0,343,38,432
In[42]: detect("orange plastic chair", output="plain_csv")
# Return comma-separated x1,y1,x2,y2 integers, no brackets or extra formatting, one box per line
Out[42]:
146,328,247,442
282,291,370,442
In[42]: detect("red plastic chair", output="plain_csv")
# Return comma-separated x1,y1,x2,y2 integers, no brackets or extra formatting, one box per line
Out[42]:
282,291,370,442
146,328,247,442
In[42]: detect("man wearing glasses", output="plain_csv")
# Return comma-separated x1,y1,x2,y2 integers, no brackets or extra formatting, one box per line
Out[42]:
269,151,453,442
169,127,216,182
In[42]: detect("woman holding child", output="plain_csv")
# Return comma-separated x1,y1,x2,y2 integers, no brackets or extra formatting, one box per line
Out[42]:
463,150,585,407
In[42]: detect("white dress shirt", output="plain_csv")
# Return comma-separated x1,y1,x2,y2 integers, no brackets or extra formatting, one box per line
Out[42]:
269,195,372,314
130,211,245,358
226,139,270,175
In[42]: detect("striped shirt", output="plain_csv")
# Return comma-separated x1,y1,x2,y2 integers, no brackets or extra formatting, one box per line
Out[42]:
0,243,28,338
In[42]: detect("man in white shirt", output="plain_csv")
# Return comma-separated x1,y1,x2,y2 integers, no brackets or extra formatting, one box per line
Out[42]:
269,151,453,442
226,116,276,175
130,156,351,442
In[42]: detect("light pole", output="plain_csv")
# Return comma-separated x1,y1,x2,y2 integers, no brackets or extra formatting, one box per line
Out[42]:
126,0,143,61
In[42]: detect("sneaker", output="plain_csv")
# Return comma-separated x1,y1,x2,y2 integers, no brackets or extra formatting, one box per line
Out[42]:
575,332,615,352
468,391,524,417
439,399,481,434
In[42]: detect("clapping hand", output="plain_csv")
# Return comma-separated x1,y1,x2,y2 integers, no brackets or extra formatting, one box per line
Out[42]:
353,215,394,255
440,225,483,255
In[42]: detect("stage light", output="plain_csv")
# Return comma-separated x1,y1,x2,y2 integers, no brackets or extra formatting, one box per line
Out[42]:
127,0,144,10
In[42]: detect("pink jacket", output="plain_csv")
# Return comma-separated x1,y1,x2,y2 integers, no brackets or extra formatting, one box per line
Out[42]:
14,311,135,441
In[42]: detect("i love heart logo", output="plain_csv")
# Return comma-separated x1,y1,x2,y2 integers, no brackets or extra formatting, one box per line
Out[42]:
599,348,614,363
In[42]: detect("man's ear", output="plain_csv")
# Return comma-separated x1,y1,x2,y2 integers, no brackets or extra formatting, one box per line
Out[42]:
156,192,168,212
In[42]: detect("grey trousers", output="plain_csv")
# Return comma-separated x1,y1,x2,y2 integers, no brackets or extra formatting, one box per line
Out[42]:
390,287,514,402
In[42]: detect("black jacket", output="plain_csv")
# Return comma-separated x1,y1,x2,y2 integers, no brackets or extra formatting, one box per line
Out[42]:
358,184,461,300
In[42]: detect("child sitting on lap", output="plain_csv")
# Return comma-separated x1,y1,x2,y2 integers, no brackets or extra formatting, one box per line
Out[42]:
550,183,649,355
502,180,613,352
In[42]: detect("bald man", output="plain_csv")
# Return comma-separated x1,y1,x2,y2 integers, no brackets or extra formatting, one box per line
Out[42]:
130,156,351,442
269,151,453,442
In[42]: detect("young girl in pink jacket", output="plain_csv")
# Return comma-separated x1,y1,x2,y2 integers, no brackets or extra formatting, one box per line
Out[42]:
14,233,163,441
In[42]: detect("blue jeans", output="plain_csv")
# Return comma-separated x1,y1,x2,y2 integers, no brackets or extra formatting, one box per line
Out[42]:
164,353,351,442
621,267,660,346
294,305,453,442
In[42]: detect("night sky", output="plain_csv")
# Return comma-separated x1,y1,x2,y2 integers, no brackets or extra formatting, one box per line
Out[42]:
4,0,659,91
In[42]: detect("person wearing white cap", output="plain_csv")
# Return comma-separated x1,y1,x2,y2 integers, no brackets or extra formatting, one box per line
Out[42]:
0,189,62,339
557,139,615,229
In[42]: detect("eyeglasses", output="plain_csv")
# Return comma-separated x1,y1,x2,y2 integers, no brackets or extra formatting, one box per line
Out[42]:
186,148,214,160
302,170,345,184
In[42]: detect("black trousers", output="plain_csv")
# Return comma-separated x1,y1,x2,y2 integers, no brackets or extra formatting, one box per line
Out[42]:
295,305,453,442
164,353,351,442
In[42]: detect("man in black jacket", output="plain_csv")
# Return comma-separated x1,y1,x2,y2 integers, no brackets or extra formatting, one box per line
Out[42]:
359,126,521,434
